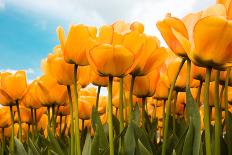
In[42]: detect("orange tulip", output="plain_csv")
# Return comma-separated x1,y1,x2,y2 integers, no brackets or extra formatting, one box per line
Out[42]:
79,87,97,97
128,36,168,76
36,75,68,106
41,46,74,85
57,24,97,65
125,69,160,98
0,71,27,106
87,21,148,77
58,105,70,116
191,63,216,81
167,58,193,90
158,5,232,68
14,106,32,124
216,0,232,19
77,66,92,88
153,75,170,100
0,107,11,128
21,81,42,109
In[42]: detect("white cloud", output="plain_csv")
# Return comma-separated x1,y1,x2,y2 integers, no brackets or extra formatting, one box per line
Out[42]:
0,68,35,74
5,0,214,32
0,0,5,9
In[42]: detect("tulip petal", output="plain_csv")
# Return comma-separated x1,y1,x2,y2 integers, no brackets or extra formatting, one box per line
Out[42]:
56,26,66,52
88,44,134,77
156,16,188,57
191,16,232,67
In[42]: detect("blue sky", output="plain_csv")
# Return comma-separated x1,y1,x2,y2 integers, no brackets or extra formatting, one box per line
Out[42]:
0,0,214,82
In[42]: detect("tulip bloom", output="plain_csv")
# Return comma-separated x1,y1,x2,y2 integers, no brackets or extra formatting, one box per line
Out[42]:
41,46,74,86
158,5,232,68
57,24,97,65
0,71,27,106
0,107,12,128
21,81,42,109
36,75,67,107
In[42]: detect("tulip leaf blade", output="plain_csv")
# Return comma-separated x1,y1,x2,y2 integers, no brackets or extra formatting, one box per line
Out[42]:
28,138,41,155
47,128,65,155
14,137,28,155
186,86,201,154
82,132,92,155
182,118,194,155
124,122,136,155
91,107,109,155
137,139,152,155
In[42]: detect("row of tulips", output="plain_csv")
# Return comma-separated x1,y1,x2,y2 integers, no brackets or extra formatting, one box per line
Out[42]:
1,0,232,154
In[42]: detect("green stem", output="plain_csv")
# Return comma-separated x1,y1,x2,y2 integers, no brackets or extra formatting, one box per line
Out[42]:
142,97,146,128
82,119,85,131
16,100,22,141
108,76,114,155
129,75,135,120
154,100,157,119
67,85,74,155
96,86,101,108
52,105,56,136
197,80,203,107
60,115,62,136
162,58,185,155
214,70,221,155
2,128,4,155
204,67,212,155
10,105,14,153
173,92,178,135
31,109,35,142
47,106,51,132
219,85,225,107
224,67,231,155
27,124,30,143
119,78,124,153
33,109,37,137
73,64,81,155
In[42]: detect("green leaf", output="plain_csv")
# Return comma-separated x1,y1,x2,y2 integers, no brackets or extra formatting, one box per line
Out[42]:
91,108,109,155
112,115,120,136
182,118,194,155
14,137,28,155
47,129,65,155
131,104,140,126
124,123,136,155
137,139,152,155
185,87,201,154
82,133,92,155
174,126,188,155
132,122,153,154
28,138,41,155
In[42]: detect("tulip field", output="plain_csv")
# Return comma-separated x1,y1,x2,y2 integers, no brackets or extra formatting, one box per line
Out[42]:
1,0,232,155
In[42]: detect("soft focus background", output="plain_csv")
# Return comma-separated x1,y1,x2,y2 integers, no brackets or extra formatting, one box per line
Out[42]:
0,0,214,82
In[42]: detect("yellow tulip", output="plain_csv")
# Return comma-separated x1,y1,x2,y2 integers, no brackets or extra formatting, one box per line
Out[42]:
216,0,232,19
158,4,232,68
167,58,193,90
0,71,27,106
77,66,92,88
125,69,160,98
58,105,70,116
0,107,11,128
153,75,170,100
36,75,68,106
41,46,74,85
14,106,32,124
88,44,134,77
57,24,97,65
21,81,42,109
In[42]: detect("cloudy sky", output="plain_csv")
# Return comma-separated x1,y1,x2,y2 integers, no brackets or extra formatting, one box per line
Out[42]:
0,0,214,82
